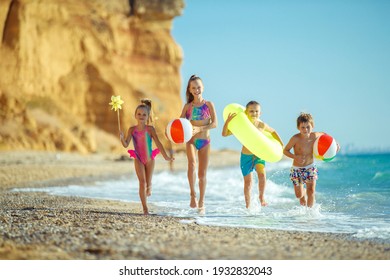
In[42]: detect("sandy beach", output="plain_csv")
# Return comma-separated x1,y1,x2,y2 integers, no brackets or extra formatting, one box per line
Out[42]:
1,150,390,260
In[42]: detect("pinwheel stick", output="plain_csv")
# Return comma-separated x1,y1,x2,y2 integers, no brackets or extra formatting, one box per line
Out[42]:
117,110,121,131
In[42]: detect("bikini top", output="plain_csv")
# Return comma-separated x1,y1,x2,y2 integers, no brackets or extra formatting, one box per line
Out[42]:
185,101,211,121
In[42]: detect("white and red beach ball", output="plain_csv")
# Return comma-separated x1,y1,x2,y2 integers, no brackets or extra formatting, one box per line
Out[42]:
166,118,193,144
314,134,338,162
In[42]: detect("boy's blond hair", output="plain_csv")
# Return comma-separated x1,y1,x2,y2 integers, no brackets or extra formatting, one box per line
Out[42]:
297,112,314,128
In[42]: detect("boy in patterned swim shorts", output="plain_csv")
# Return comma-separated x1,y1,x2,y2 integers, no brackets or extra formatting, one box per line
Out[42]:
289,164,318,193
283,113,339,207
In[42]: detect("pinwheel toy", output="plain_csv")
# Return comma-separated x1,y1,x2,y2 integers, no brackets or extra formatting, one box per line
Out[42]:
109,95,124,131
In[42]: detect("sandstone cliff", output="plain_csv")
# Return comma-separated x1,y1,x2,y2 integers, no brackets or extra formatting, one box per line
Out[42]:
0,0,184,153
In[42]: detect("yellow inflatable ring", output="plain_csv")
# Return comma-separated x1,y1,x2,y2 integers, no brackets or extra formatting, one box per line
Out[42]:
223,103,283,162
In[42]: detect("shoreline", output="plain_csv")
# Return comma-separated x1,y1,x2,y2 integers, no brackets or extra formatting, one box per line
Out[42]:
1,150,390,260
10,184,390,246
11,174,390,246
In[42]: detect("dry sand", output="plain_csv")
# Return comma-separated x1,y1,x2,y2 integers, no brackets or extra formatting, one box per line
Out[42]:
1,150,390,260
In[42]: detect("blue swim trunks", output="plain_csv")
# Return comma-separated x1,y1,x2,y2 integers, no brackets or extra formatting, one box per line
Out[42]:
240,153,265,177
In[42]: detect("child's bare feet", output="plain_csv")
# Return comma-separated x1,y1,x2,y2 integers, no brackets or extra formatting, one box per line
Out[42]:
146,186,152,197
260,199,268,207
198,200,205,215
299,196,307,206
143,208,149,215
259,195,268,207
190,193,197,208
245,194,251,208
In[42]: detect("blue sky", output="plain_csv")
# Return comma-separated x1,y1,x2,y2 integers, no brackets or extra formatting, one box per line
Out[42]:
172,0,390,153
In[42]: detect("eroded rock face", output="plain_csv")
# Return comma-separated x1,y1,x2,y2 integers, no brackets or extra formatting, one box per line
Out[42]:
0,0,184,153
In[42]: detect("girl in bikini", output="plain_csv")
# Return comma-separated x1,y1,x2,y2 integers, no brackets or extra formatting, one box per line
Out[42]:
120,99,173,215
180,75,218,214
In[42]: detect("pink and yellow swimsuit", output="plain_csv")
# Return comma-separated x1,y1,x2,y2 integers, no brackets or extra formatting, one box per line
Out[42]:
128,127,159,165
185,101,211,150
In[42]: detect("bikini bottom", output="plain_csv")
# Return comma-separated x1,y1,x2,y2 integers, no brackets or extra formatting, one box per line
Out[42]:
190,138,210,150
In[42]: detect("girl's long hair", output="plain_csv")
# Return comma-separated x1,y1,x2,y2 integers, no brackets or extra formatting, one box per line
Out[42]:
185,74,203,103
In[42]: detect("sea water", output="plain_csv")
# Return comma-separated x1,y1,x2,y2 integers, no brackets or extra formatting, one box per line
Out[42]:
15,153,390,242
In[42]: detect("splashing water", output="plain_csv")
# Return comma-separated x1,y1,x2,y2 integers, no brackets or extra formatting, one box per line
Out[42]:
15,154,390,242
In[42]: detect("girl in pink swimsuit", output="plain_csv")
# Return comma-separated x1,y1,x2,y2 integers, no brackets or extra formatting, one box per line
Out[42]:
180,75,218,214
120,99,173,215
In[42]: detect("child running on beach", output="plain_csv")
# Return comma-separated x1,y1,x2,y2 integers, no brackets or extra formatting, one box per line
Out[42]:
120,99,173,215
283,112,339,207
180,75,218,214
222,101,283,208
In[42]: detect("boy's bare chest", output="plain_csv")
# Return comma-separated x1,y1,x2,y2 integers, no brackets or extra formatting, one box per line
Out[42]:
254,121,265,131
295,138,315,155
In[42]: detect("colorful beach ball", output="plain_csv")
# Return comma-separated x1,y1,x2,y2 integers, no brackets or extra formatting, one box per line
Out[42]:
166,118,193,144
314,134,338,162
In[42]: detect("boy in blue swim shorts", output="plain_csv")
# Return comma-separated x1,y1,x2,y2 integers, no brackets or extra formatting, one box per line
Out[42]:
283,112,339,207
240,154,266,177
222,101,283,208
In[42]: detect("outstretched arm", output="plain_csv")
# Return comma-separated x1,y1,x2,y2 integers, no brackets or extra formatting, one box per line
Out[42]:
271,131,284,147
150,127,173,161
264,123,284,146
222,113,236,137
119,127,133,148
